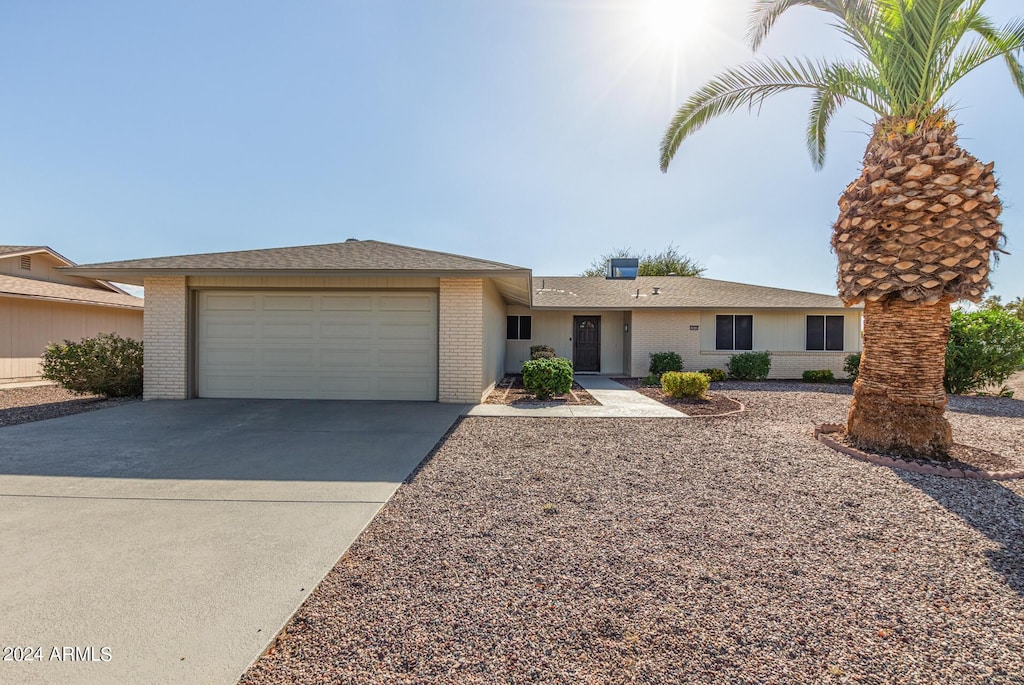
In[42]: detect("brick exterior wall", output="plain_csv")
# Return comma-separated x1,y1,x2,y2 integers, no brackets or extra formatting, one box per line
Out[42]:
438,277,485,403
630,310,701,377
143,276,188,400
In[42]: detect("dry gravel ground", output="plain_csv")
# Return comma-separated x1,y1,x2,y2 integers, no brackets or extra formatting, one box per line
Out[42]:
242,384,1024,685
0,384,139,426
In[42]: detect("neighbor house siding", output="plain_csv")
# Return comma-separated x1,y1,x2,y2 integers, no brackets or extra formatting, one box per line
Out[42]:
143,276,188,400
438,277,485,403
505,307,626,375
0,298,143,382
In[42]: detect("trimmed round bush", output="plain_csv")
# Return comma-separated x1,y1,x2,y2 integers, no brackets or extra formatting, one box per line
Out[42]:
699,367,727,382
522,357,573,400
41,333,144,397
727,351,771,381
661,371,709,399
802,369,835,383
648,351,683,378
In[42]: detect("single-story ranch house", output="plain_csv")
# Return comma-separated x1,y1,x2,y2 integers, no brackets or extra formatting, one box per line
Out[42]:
1,245,143,382
65,240,861,403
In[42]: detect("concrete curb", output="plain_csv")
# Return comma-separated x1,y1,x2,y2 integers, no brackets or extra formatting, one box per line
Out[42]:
814,424,1024,481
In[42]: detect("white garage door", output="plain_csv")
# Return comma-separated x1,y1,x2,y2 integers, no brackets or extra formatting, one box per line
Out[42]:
197,291,438,400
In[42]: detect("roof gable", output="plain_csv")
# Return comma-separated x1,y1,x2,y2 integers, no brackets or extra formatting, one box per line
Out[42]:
67,240,528,274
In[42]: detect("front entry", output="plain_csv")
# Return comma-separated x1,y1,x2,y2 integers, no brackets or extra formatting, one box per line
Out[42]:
573,316,601,372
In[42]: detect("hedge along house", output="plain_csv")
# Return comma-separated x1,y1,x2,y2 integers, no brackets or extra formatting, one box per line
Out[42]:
1,245,143,382
507,267,862,379
65,240,531,402
65,240,860,403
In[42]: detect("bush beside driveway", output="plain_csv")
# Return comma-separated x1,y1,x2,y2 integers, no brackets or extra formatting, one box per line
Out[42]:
242,388,1024,684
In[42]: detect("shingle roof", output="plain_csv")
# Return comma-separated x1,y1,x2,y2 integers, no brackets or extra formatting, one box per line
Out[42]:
68,240,528,274
0,275,143,309
0,245,45,257
532,276,854,309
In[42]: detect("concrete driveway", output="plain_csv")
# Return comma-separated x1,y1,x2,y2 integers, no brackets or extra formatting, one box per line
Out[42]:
0,399,465,685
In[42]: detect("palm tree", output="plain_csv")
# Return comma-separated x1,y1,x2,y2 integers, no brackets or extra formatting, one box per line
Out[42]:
660,0,1024,458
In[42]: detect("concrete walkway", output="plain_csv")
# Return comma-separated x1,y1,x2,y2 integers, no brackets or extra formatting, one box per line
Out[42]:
0,399,466,685
467,375,687,417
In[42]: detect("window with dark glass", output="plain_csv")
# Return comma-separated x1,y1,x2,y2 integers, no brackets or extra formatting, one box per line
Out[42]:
715,315,753,350
506,315,532,340
806,315,845,351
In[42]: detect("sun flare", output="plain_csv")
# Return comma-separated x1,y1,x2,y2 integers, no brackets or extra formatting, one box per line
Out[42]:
638,0,712,51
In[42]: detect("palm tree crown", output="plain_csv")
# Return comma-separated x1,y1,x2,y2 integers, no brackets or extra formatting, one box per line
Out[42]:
660,0,1024,171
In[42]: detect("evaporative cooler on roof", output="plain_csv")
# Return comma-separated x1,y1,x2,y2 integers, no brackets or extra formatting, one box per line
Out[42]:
607,258,639,279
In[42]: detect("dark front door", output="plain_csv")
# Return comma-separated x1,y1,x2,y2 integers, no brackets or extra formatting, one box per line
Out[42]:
573,316,601,372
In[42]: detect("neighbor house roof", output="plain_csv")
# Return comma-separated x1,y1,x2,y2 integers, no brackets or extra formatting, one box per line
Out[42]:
64,240,530,282
0,274,143,309
531,276,854,309
1,245,133,295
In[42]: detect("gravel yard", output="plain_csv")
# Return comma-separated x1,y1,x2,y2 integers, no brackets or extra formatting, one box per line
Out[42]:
242,385,1024,684
0,384,139,426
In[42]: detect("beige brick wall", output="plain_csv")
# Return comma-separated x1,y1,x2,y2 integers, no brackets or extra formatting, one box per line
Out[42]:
143,276,188,400
438,277,485,403
630,310,702,377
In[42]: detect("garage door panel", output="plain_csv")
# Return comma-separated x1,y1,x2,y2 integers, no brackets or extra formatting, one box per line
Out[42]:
205,294,257,311
320,322,373,339
207,322,258,339
198,290,437,400
379,322,434,340
320,347,375,368
379,295,435,312
320,295,374,311
261,347,317,367
378,348,436,369
262,321,315,339
263,295,314,311
205,347,258,366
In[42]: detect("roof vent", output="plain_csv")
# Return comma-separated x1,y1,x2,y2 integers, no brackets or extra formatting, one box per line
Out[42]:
607,257,639,280
345,237,359,242
652,286,661,295
20,255,31,270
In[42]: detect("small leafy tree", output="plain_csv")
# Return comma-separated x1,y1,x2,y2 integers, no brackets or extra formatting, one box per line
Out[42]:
41,333,144,397
522,357,573,400
944,309,1024,394
580,244,705,277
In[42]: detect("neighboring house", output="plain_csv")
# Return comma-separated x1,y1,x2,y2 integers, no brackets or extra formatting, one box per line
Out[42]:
65,240,861,403
0,246,144,383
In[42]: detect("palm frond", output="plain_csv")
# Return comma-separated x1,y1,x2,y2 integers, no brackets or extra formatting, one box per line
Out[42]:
933,19,1024,101
660,57,887,171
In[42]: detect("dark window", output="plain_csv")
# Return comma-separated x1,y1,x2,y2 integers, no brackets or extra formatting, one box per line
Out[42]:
506,315,532,340
716,315,753,350
807,315,845,351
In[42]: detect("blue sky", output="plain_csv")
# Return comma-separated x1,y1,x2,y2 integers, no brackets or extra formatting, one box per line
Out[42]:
3,0,1022,299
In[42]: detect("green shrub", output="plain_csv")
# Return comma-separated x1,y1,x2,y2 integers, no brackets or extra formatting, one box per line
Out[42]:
727,351,771,381
641,374,662,387
521,357,573,400
843,353,861,381
41,333,144,397
945,308,1024,395
648,351,683,378
699,367,727,382
802,369,835,383
530,345,556,360
661,371,710,399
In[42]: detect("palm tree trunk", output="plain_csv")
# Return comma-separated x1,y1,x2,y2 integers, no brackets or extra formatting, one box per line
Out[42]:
846,297,953,458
